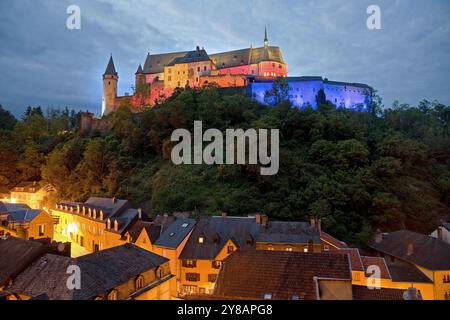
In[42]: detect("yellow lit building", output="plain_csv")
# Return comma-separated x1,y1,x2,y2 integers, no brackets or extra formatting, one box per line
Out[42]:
0,203,54,240
10,182,55,210
6,244,174,300
369,230,450,300
177,215,326,296
51,197,141,256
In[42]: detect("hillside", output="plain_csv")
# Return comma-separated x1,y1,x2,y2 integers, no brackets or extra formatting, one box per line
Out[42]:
0,87,449,246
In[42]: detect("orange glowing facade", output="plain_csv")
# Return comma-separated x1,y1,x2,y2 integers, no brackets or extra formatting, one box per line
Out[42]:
102,28,287,115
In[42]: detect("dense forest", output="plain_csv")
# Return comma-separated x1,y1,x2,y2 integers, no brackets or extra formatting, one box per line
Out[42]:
0,86,449,246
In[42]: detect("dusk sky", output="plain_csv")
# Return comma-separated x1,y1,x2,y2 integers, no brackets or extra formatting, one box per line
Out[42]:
0,0,449,117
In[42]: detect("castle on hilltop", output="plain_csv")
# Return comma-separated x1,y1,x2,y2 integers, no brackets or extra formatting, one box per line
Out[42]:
100,28,372,117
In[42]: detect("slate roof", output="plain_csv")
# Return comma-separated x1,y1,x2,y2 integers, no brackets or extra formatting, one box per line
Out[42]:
143,51,189,74
0,202,31,213
6,209,42,223
361,256,391,279
320,231,348,249
7,244,169,300
214,251,351,300
330,248,364,272
370,230,450,270
256,221,320,244
154,218,196,249
384,260,433,283
0,237,45,287
179,216,261,260
352,286,404,300
167,48,210,66
210,46,285,69
104,55,118,76
127,220,161,244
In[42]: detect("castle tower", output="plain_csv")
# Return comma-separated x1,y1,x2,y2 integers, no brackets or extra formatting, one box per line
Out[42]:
135,64,146,92
102,55,118,116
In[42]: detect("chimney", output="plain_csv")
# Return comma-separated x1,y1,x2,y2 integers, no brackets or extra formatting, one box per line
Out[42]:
221,212,227,218
138,208,142,220
307,240,314,253
374,229,383,244
255,213,262,224
310,218,321,233
407,242,414,256
112,197,117,204
261,214,269,228
404,287,418,300
114,219,119,232
437,227,443,241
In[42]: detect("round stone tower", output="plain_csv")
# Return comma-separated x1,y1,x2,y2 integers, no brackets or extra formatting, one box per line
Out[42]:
102,55,118,116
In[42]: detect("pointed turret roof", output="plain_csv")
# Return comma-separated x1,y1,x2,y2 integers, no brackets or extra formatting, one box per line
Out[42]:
264,26,268,44
135,64,143,75
104,55,118,76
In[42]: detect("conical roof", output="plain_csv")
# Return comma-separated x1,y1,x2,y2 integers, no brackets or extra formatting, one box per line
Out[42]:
104,55,118,76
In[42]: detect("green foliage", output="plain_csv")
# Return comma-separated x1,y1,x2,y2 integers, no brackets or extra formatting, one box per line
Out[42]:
2,88,449,246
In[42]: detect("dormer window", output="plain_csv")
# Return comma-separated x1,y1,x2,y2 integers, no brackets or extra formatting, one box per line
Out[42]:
181,223,189,228
246,235,253,246
170,232,175,237
107,290,118,300
263,293,273,300
135,275,144,290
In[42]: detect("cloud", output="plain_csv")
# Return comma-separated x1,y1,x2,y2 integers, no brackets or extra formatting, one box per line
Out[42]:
0,0,449,117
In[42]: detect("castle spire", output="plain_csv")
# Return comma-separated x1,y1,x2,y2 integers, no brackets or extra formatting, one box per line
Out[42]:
104,55,118,76
264,26,268,47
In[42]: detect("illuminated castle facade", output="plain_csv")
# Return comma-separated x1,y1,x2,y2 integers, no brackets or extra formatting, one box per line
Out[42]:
102,29,371,116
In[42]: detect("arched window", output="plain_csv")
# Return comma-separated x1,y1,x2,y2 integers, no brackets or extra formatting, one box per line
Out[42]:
107,289,118,300
135,275,144,290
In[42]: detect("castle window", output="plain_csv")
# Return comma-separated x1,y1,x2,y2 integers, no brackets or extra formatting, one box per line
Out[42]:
197,67,200,72
204,66,207,71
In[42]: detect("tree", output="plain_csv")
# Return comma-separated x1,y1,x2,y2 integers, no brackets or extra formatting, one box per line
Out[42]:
0,105,17,130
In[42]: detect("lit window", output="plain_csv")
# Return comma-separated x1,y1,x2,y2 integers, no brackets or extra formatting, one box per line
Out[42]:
263,293,273,300
199,237,204,244
286,247,293,252
324,245,330,251
170,232,175,237
181,223,189,228
38,225,45,237
107,290,118,300
303,248,308,252
292,295,300,300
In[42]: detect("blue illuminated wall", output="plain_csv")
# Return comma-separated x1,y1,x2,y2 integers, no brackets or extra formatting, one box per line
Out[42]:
247,77,372,111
